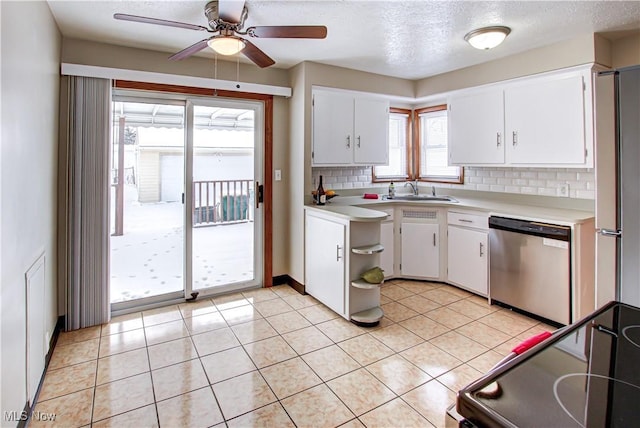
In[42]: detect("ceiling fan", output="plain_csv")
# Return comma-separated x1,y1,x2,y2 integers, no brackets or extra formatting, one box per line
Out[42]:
114,0,327,68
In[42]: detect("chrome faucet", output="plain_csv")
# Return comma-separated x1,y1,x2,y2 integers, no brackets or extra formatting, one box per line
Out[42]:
432,186,436,196
405,180,419,195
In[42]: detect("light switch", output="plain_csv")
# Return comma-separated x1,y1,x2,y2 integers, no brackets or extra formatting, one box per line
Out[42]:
275,169,282,181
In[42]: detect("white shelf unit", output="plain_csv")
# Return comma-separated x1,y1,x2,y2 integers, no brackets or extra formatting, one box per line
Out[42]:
351,279,384,289
349,222,385,326
304,208,386,326
351,307,384,324
351,244,384,255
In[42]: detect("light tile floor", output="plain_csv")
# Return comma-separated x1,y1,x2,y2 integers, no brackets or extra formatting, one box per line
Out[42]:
34,280,555,428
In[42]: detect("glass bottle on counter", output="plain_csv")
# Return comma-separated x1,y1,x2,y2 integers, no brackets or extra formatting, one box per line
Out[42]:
316,175,326,205
388,182,395,198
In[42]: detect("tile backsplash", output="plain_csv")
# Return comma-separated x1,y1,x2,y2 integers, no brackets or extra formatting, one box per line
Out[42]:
312,166,595,199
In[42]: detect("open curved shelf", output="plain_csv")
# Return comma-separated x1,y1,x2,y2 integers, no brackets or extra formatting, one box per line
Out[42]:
351,306,384,324
351,279,384,289
351,244,384,255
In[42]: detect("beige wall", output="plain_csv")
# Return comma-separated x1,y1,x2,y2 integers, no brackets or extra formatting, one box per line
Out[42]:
1,0,61,417
62,38,291,277
288,35,617,284
611,32,640,68
287,63,307,283
62,38,290,88
271,96,290,276
301,61,415,98
287,61,414,283
415,34,598,97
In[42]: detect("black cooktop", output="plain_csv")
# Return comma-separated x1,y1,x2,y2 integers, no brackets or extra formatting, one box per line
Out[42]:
457,302,640,427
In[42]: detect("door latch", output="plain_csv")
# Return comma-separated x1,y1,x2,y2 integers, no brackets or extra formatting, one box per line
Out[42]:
256,182,264,208
597,228,622,237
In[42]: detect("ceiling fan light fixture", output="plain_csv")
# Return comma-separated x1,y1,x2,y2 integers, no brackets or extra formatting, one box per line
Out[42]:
208,36,246,55
464,26,511,50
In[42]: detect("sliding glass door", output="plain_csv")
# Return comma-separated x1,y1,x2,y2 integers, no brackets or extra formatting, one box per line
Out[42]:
110,99,186,307
187,99,264,297
110,94,264,311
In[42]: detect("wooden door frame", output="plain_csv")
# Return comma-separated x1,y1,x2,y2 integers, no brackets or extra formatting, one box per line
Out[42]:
113,80,273,287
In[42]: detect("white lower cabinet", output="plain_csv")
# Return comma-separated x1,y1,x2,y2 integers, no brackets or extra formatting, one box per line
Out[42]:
401,222,440,279
447,211,489,296
305,208,385,324
304,212,346,316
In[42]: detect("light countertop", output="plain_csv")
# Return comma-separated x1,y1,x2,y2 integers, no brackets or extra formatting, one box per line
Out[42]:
304,204,388,222
309,193,594,226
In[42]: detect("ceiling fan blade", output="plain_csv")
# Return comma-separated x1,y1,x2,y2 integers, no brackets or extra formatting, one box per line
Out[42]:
241,40,275,68
114,13,210,32
218,0,246,23
248,26,327,39
169,38,212,61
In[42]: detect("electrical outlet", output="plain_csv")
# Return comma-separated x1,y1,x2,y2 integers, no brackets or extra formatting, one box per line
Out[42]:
274,169,282,181
558,183,570,197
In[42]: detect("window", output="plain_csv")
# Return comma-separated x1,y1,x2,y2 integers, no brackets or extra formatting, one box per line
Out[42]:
415,105,463,183
372,108,410,181
373,105,463,184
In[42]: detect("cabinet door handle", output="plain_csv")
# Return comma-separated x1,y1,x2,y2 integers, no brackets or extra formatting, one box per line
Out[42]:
480,242,484,257
459,219,473,223
336,245,343,261
346,136,351,148
512,131,518,146
357,136,361,148
433,233,436,247
497,132,502,147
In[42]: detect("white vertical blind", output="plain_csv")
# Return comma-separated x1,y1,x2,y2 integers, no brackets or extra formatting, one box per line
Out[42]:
61,76,111,330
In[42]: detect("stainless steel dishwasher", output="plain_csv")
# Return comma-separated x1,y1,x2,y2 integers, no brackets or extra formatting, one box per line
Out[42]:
489,216,571,325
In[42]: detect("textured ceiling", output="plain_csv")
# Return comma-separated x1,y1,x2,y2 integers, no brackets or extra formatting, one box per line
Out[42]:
47,0,640,80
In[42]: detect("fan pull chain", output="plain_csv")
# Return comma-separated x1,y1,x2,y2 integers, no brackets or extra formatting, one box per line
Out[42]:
236,56,240,89
213,54,218,96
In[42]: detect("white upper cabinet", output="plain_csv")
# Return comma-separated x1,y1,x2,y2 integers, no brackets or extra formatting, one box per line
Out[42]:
449,88,505,165
505,74,586,165
312,89,389,166
353,97,390,164
448,67,593,168
312,91,354,165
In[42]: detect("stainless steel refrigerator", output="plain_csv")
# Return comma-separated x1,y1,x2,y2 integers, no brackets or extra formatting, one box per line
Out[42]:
595,65,640,309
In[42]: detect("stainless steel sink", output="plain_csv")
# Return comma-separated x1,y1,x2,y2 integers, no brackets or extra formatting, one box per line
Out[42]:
390,195,458,202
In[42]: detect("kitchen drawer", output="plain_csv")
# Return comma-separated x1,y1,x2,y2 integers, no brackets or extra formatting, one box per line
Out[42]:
447,211,488,230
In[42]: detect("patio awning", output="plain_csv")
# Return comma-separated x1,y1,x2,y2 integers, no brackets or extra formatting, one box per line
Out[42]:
112,101,254,131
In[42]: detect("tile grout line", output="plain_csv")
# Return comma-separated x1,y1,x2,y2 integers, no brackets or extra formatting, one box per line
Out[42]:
41,283,549,427
141,313,161,428
88,324,102,426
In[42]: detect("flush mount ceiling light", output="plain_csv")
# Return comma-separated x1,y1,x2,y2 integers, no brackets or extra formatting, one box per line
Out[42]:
207,35,246,56
464,26,511,50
